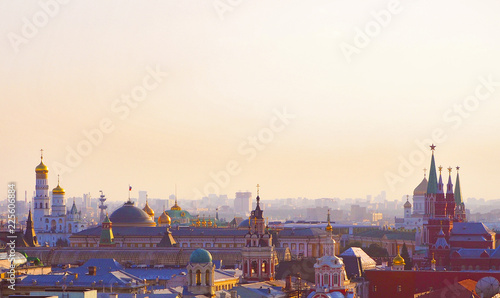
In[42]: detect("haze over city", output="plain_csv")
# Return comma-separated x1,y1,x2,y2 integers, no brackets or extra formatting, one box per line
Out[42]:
2,0,500,201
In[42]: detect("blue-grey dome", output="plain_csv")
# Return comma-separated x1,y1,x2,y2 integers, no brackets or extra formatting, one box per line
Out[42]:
238,219,250,229
109,201,156,227
189,248,212,263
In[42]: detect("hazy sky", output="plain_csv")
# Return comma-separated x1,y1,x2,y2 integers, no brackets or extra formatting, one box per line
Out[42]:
2,0,500,203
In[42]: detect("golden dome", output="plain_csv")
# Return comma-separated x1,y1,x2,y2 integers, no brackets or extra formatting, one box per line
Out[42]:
52,184,65,195
170,201,181,211
207,219,213,227
158,211,171,225
393,253,405,266
325,223,333,232
414,177,428,196
35,160,48,173
143,201,154,217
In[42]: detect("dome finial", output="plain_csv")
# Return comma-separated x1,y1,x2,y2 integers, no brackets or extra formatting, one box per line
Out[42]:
40,148,43,160
325,208,333,232
423,168,427,178
430,144,436,153
256,184,260,197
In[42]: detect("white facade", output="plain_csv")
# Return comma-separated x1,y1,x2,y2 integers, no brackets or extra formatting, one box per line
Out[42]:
33,154,87,246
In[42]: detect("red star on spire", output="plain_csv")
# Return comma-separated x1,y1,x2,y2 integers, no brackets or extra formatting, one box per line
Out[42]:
430,144,436,151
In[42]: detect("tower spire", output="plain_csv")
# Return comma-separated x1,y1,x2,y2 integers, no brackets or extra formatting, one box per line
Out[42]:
437,166,444,194
446,167,453,194
454,167,463,205
426,144,438,194
325,209,333,232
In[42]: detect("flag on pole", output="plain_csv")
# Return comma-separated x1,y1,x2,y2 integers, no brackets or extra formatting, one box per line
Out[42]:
129,185,132,191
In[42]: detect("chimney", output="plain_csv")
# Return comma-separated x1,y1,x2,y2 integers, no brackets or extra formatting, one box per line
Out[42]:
88,266,97,276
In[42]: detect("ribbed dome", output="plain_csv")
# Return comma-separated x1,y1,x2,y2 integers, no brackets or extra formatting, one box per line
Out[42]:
404,200,412,208
189,248,212,263
414,177,428,196
158,211,171,225
109,201,156,227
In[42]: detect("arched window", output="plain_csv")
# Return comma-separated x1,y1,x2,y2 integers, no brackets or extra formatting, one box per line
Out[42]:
334,273,338,285
45,203,48,208
196,270,201,285
323,274,329,286
205,269,210,285
262,261,268,273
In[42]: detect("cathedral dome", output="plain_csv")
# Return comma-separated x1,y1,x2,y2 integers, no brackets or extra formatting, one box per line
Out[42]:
35,160,48,173
392,253,405,266
413,177,428,196
170,202,182,211
52,184,65,195
189,248,212,263
143,201,154,217
159,211,171,225
109,201,156,227
238,219,250,229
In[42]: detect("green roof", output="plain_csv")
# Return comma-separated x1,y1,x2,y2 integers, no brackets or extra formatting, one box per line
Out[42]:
189,248,212,263
454,172,463,204
427,153,438,194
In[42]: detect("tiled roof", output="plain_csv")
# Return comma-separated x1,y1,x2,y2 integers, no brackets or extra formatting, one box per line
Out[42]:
449,235,488,242
453,248,495,258
277,227,329,237
73,227,249,237
451,222,495,236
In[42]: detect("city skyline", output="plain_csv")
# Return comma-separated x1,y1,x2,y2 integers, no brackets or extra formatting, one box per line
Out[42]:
2,1,500,201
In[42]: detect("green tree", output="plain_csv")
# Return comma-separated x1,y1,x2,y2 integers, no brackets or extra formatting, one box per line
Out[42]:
364,244,388,257
340,241,363,253
401,243,412,270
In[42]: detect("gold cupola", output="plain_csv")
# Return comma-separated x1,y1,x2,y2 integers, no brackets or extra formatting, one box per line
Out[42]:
52,176,65,195
143,198,154,219
158,211,171,226
35,149,48,173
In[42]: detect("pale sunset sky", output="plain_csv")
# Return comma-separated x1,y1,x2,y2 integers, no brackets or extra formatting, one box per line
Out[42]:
1,0,500,202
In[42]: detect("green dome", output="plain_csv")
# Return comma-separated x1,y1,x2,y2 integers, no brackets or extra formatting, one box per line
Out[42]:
189,248,212,263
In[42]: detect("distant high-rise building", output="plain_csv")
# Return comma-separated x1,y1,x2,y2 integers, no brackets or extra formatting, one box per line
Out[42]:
234,191,252,215
138,191,147,207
